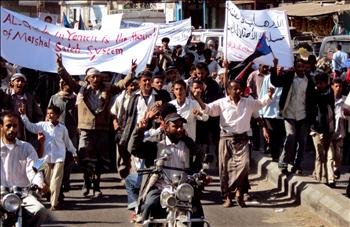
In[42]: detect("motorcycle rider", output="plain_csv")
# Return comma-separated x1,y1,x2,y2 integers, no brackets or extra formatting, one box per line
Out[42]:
0,111,48,226
128,112,204,224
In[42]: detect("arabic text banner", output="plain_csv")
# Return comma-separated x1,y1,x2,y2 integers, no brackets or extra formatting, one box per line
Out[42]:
0,7,158,75
224,1,293,68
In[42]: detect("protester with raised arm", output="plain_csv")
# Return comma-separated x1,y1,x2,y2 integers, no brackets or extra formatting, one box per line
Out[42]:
19,104,77,210
270,58,316,175
193,79,274,208
56,54,136,198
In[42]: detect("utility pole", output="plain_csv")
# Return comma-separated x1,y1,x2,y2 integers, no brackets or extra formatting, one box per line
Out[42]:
203,0,206,29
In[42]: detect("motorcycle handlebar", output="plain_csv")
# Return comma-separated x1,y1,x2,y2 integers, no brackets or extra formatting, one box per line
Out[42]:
137,166,190,174
137,168,154,174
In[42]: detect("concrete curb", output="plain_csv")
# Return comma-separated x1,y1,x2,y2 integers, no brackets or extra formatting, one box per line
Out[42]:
251,150,350,227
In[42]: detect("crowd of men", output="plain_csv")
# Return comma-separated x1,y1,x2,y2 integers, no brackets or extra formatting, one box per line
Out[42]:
1,35,350,225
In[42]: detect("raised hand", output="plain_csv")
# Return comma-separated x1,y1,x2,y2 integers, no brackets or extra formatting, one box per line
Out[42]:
56,53,63,68
137,117,148,129
192,90,201,100
18,102,25,115
192,108,202,116
146,103,161,120
131,59,137,72
273,58,278,67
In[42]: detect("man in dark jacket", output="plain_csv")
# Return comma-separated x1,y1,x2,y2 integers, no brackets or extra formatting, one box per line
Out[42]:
118,71,170,178
195,63,223,169
128,112,203,223
270,58,316,175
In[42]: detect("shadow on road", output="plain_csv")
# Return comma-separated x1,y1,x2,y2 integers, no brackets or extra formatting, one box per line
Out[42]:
43,220,124,226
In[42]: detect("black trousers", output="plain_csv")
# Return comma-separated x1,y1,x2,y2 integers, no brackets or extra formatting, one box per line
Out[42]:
265,118,286,160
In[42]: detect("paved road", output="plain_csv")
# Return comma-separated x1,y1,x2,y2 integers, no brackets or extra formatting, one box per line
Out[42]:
42,168,329,227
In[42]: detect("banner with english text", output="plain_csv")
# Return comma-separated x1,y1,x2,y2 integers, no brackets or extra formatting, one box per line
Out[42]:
120,18,192,46
0,7,158,75
224,1,293,68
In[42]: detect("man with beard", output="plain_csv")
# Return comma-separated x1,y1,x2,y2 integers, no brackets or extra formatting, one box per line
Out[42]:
0,111,48,226
128,112,203,223
56,54,135,198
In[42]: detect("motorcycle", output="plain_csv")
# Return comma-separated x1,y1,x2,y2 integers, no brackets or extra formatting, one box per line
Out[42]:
0,157,47,227
137,151,213,227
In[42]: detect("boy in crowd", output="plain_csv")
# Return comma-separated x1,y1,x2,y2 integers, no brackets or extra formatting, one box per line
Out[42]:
170,79,209,141
310,72,335,187
330,78,347,180
19,104,77,210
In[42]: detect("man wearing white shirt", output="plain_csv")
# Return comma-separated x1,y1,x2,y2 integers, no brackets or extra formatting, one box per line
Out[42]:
193,79,274,208
19,105,77,211
169,80,209,141
1,111,48,226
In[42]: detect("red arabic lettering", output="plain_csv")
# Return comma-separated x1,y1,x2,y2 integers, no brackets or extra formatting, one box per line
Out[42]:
227,41,253,54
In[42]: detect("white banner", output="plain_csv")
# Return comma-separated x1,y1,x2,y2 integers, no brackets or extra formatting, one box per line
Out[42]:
1,8,158,75
120,20,147,28
155,18,191,46
224,1,293,68
121,18,192,46
100,13,123,31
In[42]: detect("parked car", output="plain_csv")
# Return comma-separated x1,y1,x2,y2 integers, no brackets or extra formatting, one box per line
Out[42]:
191,29,224,53
319,35,350,58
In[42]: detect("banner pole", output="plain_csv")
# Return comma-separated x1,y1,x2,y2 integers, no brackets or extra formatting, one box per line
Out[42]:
224,1,228,60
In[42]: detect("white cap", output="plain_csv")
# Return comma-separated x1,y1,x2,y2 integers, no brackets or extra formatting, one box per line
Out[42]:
11,73,27,82
86,68,100,76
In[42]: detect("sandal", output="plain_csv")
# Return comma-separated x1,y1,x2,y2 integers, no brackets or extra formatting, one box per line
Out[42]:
236,190,246,208
222,196,232,208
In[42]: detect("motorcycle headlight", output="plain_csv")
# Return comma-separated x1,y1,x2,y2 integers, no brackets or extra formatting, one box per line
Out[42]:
160,188,176,208
176,183,194,201
2,194,21,212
